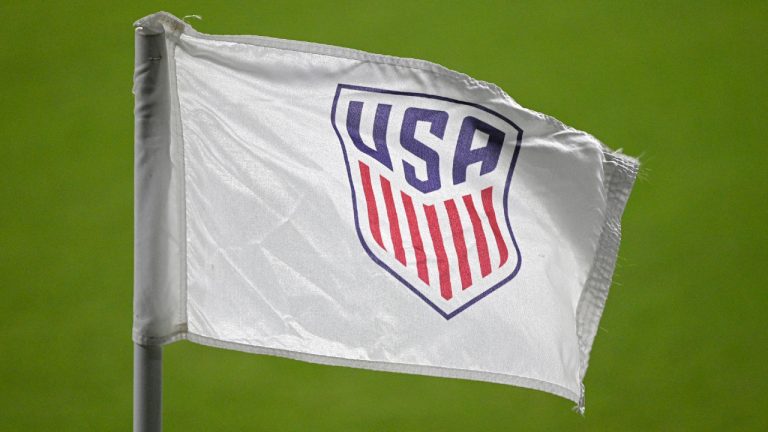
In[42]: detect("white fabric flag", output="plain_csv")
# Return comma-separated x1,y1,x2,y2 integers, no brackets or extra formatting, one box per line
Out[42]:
133,12,638,410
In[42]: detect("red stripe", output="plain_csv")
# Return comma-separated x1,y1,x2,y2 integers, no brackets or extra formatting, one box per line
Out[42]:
358,161,385,250
401,192,429,284
481,187,508,266
462,194,491,277
380,176,406,265
445,199,472,290
424,204,452,300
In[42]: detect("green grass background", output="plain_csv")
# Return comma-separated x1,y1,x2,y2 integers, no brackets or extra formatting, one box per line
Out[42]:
1,1,766,430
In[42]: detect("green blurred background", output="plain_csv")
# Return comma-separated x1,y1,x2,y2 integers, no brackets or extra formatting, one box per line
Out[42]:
1,1,766,430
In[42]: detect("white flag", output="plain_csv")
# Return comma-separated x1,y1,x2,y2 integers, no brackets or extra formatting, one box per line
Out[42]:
133,12,638,410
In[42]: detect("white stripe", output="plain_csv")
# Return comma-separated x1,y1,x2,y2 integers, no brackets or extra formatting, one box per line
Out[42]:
390,184,410,267
457,195,483,286
369,167,393,254
436,200,462,298
476,192,500,270
413,198,438,291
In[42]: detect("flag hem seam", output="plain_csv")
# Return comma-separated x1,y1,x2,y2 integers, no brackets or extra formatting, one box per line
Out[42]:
574,151,639,412
183,331,581,404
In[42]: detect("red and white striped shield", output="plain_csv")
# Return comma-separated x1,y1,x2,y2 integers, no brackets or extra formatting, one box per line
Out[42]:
331,84,522,319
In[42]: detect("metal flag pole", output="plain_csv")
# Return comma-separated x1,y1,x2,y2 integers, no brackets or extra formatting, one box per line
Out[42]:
134,344,162,432
133,18,169,432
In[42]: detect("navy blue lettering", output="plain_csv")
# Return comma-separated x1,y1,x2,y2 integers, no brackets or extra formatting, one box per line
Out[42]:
346,101,393,170
452,116,504,185
400,108,447,193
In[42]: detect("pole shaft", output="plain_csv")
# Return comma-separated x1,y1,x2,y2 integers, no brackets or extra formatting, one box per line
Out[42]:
134,344,162,432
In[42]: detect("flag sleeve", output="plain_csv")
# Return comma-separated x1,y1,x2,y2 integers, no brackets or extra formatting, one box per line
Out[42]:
133,20,185,345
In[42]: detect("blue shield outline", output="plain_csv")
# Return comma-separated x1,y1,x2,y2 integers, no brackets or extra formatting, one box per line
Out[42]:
330,84,523,319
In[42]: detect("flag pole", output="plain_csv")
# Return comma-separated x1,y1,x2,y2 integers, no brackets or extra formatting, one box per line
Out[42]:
134,343,162,432
133,19,168,432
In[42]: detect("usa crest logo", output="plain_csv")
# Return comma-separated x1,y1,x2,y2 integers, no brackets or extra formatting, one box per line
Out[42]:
331,84,523,319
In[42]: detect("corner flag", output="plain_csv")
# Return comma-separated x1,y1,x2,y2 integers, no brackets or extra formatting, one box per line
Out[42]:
133,12,638,425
